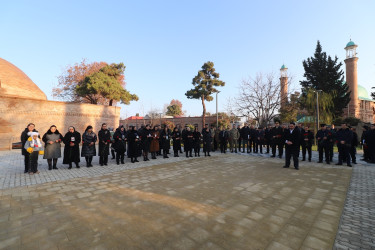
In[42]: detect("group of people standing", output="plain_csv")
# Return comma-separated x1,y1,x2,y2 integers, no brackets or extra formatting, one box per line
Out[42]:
20,121,375,174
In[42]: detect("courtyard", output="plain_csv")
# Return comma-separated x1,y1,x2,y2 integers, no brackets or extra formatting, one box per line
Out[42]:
1,151,373,249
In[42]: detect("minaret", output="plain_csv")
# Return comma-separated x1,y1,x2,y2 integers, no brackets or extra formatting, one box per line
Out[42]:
280,64,288,109
344,40,359,118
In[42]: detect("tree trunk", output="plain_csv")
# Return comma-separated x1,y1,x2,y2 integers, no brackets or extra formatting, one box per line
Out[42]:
201,95,206,128
109,99,113,106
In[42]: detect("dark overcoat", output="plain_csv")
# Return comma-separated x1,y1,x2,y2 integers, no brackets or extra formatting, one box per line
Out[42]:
81,131,97,157
63,131,81,164
113,128,127,154
98,129,111,156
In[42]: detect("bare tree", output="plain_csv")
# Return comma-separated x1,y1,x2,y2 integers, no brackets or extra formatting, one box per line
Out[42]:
235,73,289,126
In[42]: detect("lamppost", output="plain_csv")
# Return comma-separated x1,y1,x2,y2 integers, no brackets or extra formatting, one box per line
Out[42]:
314,90,322,144
159,113,163,127
216,91,220,128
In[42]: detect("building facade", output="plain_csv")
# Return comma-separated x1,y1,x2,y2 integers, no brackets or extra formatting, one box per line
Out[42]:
0,58,120,150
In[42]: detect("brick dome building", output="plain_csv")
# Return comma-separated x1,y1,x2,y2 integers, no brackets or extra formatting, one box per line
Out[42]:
0,58,47,100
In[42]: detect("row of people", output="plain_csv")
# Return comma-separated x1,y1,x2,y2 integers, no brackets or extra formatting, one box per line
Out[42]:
20,122,375,174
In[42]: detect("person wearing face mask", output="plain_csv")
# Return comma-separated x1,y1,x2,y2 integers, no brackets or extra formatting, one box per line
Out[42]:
63,126,81,169
42,125,63,170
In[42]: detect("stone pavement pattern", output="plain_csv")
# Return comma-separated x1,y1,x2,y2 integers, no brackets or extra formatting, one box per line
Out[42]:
333,163,375,250
0,154,352,249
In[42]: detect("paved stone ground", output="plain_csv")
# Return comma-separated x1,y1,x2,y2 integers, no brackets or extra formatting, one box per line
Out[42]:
0,147,356,250
333,163,375,250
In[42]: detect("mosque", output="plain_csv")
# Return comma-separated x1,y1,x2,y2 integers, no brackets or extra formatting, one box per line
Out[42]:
280,40,375,124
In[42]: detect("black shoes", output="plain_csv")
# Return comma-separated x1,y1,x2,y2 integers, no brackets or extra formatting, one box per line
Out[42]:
335,163,342,165
283,166,289,168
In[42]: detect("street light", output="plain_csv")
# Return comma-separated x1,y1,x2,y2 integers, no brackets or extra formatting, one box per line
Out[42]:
159,113,163,127
216,91,220,128
314,90,322,144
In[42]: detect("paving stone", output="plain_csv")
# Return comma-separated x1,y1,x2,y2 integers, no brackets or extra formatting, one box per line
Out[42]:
0,149,368,249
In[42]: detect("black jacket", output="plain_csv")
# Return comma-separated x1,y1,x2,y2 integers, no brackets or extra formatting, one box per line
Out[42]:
284,128,300,149
98,129,111,156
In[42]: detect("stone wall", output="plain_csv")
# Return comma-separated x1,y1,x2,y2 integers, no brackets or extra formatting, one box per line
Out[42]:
0,96,120,150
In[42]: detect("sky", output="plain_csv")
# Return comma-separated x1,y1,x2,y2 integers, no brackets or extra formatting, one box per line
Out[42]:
1,0,374,118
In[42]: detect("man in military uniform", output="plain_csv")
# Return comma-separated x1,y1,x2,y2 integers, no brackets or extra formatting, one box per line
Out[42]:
316,124,331,164
229,124,240,153
271,121,283,158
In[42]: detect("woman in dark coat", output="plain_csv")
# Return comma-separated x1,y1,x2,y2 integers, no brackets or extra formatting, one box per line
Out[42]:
63,126,81,169
21,123,38,173
202,127,212,156
172,127,181,157
150,126,160,159
193,127,202,157
98,123,111,166
160,126,171,158
127,126,140,163
42,125,64,170
141,124,152,161
183,127,193,157
81,125,97,167
113,125,127,165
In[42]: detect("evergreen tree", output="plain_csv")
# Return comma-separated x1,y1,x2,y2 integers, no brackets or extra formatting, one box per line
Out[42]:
185,61,225,126
300,41,350,117
75,63,138,106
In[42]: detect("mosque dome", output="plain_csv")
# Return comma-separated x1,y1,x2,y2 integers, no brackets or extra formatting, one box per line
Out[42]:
345,40,356,48
358,85,372,101
0,57,47,100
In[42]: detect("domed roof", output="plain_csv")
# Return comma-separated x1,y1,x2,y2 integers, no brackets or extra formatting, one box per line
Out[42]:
345,40,356,48
358,85,372,101
0,58,47,100
280,64,287,70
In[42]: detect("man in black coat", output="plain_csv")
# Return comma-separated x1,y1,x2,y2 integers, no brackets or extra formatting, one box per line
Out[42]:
301,126,314,162
21,123,38,173
264,125,272,154
361,126,369,162
350,127,358,164
336,123,353,167
271,121,283,158
240,123,250,153
98,123,111,166
283,122,300,170
316,124,331,164
366,124,375,163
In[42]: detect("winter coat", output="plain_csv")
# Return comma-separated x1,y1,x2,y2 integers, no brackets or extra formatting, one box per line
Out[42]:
42,130,63,159
160,129,171,150
183,130,194,150
172,131,182,151
113,128,127,154
141,129,152,152
150,130,160,152
98,129,111,156
193,131,201,148
21,128,39,155
63,131,81,164
24,137,44,152
127,130,140,158
81,131,97,157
